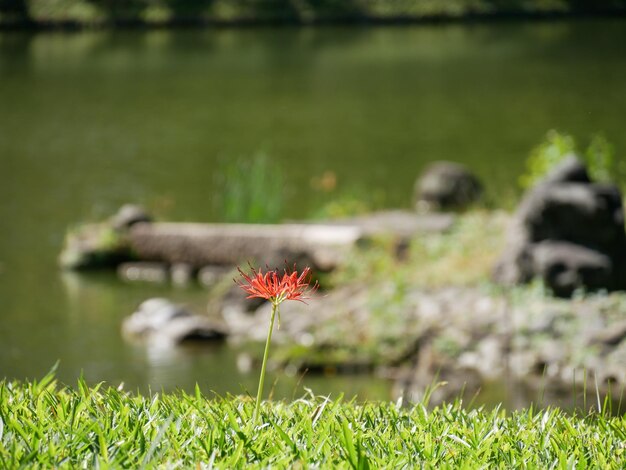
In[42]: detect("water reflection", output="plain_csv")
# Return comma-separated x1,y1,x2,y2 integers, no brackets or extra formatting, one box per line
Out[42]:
57,271,393,399
131,341,224,392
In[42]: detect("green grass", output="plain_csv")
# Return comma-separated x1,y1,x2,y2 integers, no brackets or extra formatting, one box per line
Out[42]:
1,373,624,468
214,152,284,224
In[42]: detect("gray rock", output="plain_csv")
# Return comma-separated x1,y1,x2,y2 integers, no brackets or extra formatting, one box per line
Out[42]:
519,183,625,250
541,154,591,185
494,156,626,295
221,282,267,314
531,241,612,297
118,262,168,283
198,265,232,287
170,263,195,286
590,319,626,348
60,204,151,270
492,237,534,286
111,204,152,231
222,278,626,405
59,223,131,270
122,298,227,346
414,161,483,211
457,337,505,380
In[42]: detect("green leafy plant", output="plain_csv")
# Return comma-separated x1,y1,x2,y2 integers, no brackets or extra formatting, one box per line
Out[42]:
310,193,372,220
519,130,618,189
309,185,387,220
216,152,285,223
586,134,615,182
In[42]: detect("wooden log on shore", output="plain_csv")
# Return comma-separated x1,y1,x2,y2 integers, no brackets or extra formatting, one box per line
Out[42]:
321,210,454,237
128,222,363,271
60,209,454,271
127,212,454,271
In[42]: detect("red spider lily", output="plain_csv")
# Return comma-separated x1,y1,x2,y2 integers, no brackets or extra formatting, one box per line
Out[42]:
237,264,317,422
237,265,317,305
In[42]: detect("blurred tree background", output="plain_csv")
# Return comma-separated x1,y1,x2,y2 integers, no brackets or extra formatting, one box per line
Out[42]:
2,0,626,26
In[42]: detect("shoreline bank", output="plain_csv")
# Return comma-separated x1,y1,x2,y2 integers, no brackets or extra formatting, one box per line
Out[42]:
2,8,626,31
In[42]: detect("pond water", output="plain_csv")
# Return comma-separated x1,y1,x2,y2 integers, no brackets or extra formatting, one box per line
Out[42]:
1,19,626,406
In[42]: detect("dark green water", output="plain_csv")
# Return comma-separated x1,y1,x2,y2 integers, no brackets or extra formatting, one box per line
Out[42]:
1,20,626,403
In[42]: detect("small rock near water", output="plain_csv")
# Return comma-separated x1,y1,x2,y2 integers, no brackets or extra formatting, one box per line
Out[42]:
198,265,233,287
122,298,227,346
170,263,195,286
118,262,169,283
110,204,152,231
414,161,483,211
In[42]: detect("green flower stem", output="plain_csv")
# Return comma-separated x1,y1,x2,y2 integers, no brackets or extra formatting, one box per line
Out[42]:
254,302,278,423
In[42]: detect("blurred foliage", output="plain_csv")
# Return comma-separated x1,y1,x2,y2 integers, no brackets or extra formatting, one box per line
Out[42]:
309,188,386,220
60,222,132,269
586,133,615,182
331,211,508,289
3,0,626,25
310,194,370,220
407,210,508,287
519,130,619,189
307,168,387,220
214,152,284,224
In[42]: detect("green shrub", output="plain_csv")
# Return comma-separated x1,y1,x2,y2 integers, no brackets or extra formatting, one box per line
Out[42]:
215,152,285,223
310,190,381,220
519,130,618,189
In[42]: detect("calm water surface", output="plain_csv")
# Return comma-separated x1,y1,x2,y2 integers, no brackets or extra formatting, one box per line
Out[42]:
1,20,626,404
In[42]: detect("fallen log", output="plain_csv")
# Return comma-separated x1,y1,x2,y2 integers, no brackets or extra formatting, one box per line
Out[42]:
127,222,363,271
60,208,454,272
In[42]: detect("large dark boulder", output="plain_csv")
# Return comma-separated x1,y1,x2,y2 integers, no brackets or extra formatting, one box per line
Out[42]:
531,241,613,297
494,156,626,296
414,162,483,211
519,183,625,250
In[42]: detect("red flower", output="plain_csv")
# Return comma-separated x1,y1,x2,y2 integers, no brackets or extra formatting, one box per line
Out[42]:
237,265,317,305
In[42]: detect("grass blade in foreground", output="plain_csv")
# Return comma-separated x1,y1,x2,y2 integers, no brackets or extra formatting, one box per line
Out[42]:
0,378,625,468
